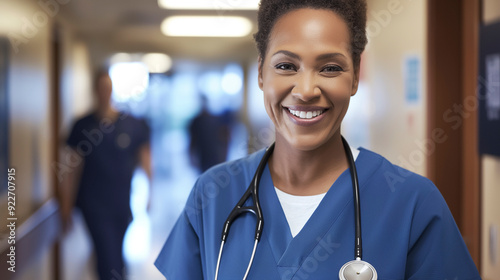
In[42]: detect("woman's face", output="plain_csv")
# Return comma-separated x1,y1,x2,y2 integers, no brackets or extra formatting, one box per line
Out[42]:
259,8,359,151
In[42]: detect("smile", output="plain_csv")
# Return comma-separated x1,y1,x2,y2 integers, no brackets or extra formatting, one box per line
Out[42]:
287,108,326,119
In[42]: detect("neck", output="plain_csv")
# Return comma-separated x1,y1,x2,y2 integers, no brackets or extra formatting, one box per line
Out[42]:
269,132,349,196
95,106,118,121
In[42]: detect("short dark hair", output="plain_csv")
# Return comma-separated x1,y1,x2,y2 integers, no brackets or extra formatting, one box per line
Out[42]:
254,0,367,70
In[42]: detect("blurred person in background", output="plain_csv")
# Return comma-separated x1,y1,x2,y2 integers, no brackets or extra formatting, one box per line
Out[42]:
60,71,151,279
188,95,231,172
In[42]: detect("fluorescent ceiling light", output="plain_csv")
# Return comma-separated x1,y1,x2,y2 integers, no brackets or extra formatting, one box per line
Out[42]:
161,16,252,37
110,53,132,64
141,53,172,73
158,0,259,10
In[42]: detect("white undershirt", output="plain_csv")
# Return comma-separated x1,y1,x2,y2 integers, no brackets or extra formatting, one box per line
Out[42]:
275,148,360,238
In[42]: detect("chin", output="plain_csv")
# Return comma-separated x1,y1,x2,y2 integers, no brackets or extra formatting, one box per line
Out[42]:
281,133,336,152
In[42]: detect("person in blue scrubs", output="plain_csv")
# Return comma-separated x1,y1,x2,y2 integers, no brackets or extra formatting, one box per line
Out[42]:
155,0,481,279
62,72,151,279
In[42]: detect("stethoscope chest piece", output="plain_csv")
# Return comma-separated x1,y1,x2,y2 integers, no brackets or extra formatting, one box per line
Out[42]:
339,259,377,280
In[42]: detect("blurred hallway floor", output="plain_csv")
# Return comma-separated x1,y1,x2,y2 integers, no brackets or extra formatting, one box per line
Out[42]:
125,170,197,280
62,137,198,280
125,140,198,280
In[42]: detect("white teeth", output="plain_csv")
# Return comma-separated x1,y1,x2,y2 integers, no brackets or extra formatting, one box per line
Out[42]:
288,109,325,119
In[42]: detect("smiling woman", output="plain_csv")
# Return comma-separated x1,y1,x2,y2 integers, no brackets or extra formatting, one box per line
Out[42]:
154,1,481,279
258,9,356,163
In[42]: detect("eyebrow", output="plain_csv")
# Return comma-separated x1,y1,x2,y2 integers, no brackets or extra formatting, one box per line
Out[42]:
272,50,300,60
271,50,347,62
316,52,347,61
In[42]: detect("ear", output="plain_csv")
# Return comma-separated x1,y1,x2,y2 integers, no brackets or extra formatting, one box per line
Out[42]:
258,56,264,91
351,66,360,96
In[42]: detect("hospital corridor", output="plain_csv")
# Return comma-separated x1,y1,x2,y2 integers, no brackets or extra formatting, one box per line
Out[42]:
0,0,499,279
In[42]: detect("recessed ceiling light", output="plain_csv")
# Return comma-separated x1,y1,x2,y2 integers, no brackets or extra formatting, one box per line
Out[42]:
158,0,259,10
161,16,252,37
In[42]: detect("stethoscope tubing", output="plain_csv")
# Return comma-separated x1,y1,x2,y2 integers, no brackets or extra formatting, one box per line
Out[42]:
215,144,274,280
215,137,375,280
341,137,363,260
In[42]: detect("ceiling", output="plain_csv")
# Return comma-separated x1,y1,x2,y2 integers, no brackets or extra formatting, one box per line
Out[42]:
60,0,260,66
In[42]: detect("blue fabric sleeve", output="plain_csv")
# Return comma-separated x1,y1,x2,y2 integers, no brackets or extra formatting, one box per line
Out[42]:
154,210,203,279
155,184,204,279
405,189,481,280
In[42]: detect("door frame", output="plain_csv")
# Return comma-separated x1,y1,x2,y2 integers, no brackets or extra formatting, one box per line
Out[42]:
426,0,481,269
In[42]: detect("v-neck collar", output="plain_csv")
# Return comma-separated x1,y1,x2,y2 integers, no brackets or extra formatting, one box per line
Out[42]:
258,148,381,272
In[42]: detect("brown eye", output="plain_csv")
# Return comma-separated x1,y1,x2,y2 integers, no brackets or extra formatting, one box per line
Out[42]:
322,65,344,73
275,63,297,71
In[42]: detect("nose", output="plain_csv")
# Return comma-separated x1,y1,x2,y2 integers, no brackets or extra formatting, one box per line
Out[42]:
291,71,321,102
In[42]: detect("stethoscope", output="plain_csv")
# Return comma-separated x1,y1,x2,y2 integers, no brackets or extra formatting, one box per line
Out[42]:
214,136,377,280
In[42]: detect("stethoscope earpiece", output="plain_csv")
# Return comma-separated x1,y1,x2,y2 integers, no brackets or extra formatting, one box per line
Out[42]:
339,258,377,280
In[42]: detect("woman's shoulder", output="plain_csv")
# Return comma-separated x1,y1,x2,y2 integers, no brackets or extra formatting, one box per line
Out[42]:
358,148,453,229
357,147,439,198
182,148,269,219
194,148,268,189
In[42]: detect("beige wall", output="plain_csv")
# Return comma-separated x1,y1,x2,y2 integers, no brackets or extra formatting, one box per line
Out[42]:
57,21,96,280
0,0,54,223
59,26,94,136
0,0,93,220
0,1,54,279
482,155,500,279
352,0,427,176
481,1,500,279
483,0,500,25
0,1,94,279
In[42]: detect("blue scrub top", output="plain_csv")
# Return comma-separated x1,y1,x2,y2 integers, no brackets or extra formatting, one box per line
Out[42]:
155,148,481,280
67,112,150,214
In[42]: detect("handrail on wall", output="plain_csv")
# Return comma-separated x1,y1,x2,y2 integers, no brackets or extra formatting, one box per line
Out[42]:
0,199,61,279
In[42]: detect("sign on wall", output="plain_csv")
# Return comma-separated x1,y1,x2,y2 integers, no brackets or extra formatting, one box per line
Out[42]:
479,21,500,157
404,55,421,105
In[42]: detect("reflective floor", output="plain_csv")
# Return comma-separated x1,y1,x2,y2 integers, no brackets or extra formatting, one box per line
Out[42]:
62,126,250,280
62,134,197,280
125,147,197,280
